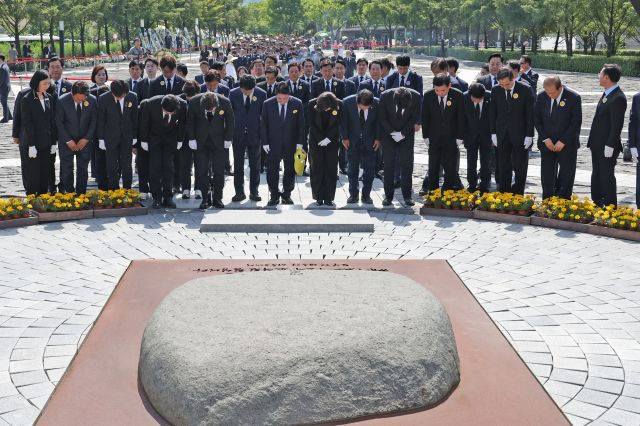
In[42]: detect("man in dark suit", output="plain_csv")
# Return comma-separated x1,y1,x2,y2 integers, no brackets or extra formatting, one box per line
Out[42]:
341,90,380,204
446,57,469,93
260,82,306,206
329,48,342,63
358,60,386,97
350,58,369,89
507,60,535,98
200,70,230,97
229,76,267,202
476,52,504,90
194,60,210,85
343,50,356,78
629,92,640,207
462,83,493,193
520,55,539,93
385,55,423,95
139,94,187,208
421,74,465,191
96,80,139,189
489,67,535,195
310,60,346,99
257,66,279,98
137,58,158,103
149,55,186,98
187,92,234,209
587,64,627,207
133,58,159,199
334,59,357,97
534,76,582,200
301,58,318,86
127,60,144,96
55,81,98,194
0,55,11,123
378,87,421,206
285,62,310,105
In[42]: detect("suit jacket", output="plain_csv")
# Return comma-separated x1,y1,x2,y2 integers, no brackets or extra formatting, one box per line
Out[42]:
358,79,386,98
20,90,56,149
307,98,343,148
421,88,464,144
285,79,310,105
127,78,145,99
451,76,469,93
260,97,306,155
516,76,536,99
462,91,492,149
310,78,346,100
587,86,627,151
55,92,98,144
534,87,582,151
476,74,497,91
523,69,539,92
339,94,380,150
139,95,187,146
350,74,370,90
629,93,640,149
257,81,279,98
187,93,234,145
199,83,230,97
0,63,10,94
149,75,186,97
386,70,423,95
194,74,206,85
378,87,421,143
341,79,357,97
136,77,152,102
229,86,266,144
300,74,318,86
489,81,534,146
97,91,139,147
13,79,72,141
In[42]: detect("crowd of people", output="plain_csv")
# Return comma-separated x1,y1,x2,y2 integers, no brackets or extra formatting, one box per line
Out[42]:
8,34,640,210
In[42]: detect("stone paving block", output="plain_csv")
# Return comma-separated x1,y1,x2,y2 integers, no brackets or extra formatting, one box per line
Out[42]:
563,399,608,420
600,408,640,425
613,396,640,414
575,388,619,408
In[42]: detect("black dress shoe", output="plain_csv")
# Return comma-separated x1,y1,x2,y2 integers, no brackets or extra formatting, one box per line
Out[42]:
163,198,177,208
468,187,477,193
324,200,336,207
375,172,383,181
249,193,262,202
199,201,210,209
211,199,225,209
314,200,324,207
361,195,373,204
302,170,310,177
224,169,234,176
339,168,348,175
151,200,162,209
232,193,246,202
382,198,392,206
404,199,415,206
281,196,294,205
346,195,359,204
267,198,279,207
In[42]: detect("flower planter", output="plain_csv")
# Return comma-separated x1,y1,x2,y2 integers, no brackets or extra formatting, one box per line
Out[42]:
473,209,532,225
93,205,148,218
420,206,475,218
35,209,94,222
587,225,640,242
530,216,593,233
0,215,38,230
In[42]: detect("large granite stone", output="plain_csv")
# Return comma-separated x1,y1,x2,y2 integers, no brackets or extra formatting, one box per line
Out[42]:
139,270,460,425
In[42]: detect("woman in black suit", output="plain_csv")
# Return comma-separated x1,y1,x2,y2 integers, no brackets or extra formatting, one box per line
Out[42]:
307,91,343,207
90,65,110,189
20,70,56,195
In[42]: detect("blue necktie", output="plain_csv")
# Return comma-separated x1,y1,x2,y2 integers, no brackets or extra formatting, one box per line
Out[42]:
280,104,285,121
325,80,330,92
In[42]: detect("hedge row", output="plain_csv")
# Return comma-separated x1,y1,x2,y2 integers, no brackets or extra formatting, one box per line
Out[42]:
381,46,640,77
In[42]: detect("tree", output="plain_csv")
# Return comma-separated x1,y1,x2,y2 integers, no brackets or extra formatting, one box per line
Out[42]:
0,0,32,56
590,0,638,56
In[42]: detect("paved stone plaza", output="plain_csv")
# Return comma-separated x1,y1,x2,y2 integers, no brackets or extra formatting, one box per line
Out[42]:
0,52,639,425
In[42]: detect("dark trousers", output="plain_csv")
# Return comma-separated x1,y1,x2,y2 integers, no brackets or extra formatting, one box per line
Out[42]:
309,143,339,202
149,142,176,201
59,141,91,194
636,162,640,208
427,140,458,191
195,140,225,201
179,143,194,191
267,150,295,199
497,137,529,195
136,148,150,193
381,137,414,199
540,146,577,200
22,146,50,195
590,147,619,207
49,153,57,192
0,90,11,121
338,143,347,172
106,140,133,189
94,145,108,190
233,139,261,195
347,141,376,197
466,143,492,191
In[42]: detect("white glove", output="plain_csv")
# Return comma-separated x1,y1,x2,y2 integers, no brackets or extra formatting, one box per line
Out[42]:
263,145,270,154
98,139,106,150
141,142,149,151
319,138,331,146
28,146,37,158
491,134,498,147
189,140,197,150
132,138,137,146
524,137,533,149
456,139,463,147
631,147,639,161
50,145,57,155
424,138,429,148
296,144,303,150
177,142,183,150
604,145,614,158
224,140,232,149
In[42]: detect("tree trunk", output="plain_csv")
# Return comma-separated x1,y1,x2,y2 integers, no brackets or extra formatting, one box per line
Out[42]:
80,21,86,57
13,23,20,59
70,27,75,56
39,30,44,53
96,21,101,53
510,31,516,51
553,30,560,53
105,22,110,54
475,24,480,50
483,26,488,48
48,19,54,47
566,30,573,56
500,28,506,52
465,25,470,46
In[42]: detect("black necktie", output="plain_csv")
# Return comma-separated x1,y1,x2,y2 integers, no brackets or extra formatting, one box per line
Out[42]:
325,80,330,92
507,89,512,112
359,108,365,129
280,104,285,121
400,75,405,87
116,100,122,116
76,103,82,122
207,111,214,121
374,81,378,94
132,80,137,91
475,102,481,119
245,96,250,112
439,97,445,113
550,99,556,116
359,76,364,82
166,78,172,93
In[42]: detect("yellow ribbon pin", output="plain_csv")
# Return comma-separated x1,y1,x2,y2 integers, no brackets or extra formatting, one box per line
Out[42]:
219,109,224,115
559,101,565,107
513,93,519,99
332,110,337,116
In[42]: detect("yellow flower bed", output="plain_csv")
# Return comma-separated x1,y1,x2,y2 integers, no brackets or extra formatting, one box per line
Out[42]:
28,192,91,212
88,189,142,209
475,192,536,215
594,205,640,232
536,196,596,223
0,198,32,220
422,189,475,210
